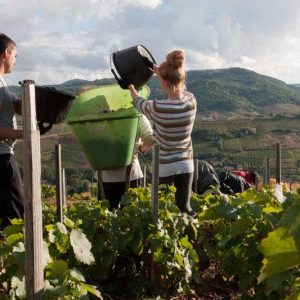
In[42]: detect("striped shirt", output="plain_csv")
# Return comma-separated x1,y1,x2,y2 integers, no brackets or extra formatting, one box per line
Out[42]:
133,91,197,176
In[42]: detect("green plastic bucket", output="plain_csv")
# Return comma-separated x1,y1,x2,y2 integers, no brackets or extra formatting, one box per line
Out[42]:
66,84,150,169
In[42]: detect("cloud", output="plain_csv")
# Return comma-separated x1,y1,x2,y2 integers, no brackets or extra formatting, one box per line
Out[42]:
1,0,300,85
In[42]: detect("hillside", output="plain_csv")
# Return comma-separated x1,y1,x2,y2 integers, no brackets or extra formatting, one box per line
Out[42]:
9,67,300,116
11,68,300,182
185,68,300,113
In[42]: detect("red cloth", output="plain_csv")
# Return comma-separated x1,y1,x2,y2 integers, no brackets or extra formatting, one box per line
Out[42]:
233,170,254,185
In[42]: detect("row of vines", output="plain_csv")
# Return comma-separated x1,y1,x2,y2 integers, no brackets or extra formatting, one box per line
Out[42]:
1,185,300,299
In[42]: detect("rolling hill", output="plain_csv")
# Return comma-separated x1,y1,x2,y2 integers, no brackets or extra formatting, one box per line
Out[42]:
9,67,300,116
11,67,300,182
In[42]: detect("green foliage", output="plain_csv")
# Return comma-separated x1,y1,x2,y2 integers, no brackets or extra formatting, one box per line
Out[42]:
0,218,101,299
191,188,286,297
257,190,300,298
41,184,56,199
3,186,300,298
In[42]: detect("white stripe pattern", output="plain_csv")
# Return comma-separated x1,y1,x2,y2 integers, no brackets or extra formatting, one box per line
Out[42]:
133,91,197,164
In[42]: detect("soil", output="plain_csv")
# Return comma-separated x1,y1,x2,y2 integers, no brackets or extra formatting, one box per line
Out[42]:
169,261,243,300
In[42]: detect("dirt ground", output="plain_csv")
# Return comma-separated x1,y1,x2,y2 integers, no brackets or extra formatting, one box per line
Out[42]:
170,261,243,300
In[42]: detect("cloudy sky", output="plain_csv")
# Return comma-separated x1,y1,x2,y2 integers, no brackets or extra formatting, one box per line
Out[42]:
1,0,300,85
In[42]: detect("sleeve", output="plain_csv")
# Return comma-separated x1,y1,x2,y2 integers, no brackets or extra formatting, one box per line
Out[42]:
139,114,153,139
133,96,154,121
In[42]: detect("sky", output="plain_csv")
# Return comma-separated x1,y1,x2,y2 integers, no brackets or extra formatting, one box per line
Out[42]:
1,0,300,85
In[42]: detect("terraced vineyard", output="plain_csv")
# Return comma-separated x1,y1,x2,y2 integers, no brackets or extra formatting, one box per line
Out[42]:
240,136,265,150
12,115,300,182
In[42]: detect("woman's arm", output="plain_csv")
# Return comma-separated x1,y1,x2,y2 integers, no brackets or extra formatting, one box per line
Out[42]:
128,85,153,120
128,84,139,99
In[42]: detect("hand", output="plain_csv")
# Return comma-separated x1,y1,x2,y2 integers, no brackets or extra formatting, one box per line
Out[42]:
128,84,135,91
152,64,159,75
128,84,139,98
138,142,147,154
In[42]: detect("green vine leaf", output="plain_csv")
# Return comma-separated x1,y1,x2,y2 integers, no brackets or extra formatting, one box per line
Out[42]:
70,228,95,265
258,227,300,283
10,276,26,299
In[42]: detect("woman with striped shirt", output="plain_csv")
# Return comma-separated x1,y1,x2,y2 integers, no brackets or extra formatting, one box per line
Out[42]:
128,49,197,216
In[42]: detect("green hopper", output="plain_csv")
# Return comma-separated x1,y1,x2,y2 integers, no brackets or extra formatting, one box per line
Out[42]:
66,84,150,170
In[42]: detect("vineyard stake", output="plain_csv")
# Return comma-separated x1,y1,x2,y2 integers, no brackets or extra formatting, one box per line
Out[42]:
193,158,198,194
276,142,281,184
143,165,147,187
62,168,66,207
124,163,132,192
21,81,44,299
151,143,159,223
55,144,63,222
151,143,160,288
264,156,270,186
97,170,105,200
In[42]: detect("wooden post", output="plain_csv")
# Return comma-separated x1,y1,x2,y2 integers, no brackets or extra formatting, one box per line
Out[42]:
143,165,147,188
275,142,281,184
151,143,159,223
193,158,198,194
62,168,66,207
97,170,105,200
265,156,270,186
55,144,63,222
124,164,132,192
21,81,44,299
151,143,160,288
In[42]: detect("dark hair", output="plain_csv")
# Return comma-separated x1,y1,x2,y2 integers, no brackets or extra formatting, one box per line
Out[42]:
0,33,16,55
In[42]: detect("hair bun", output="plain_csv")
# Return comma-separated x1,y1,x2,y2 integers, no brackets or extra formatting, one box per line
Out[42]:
166,49,185,68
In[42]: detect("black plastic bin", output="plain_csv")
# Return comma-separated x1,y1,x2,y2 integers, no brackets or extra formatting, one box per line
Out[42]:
110,45,156,90
35,86,75,134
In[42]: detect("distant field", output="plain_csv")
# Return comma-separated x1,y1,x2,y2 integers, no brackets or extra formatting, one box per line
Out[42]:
240,137,265,151
193,143,219,156
223,138,242,152
12,115,300,180
263,103,300,116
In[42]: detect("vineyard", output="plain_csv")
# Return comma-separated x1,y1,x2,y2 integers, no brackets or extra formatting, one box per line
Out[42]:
1,185,300,299
11,114,300,187
191,115,300,180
